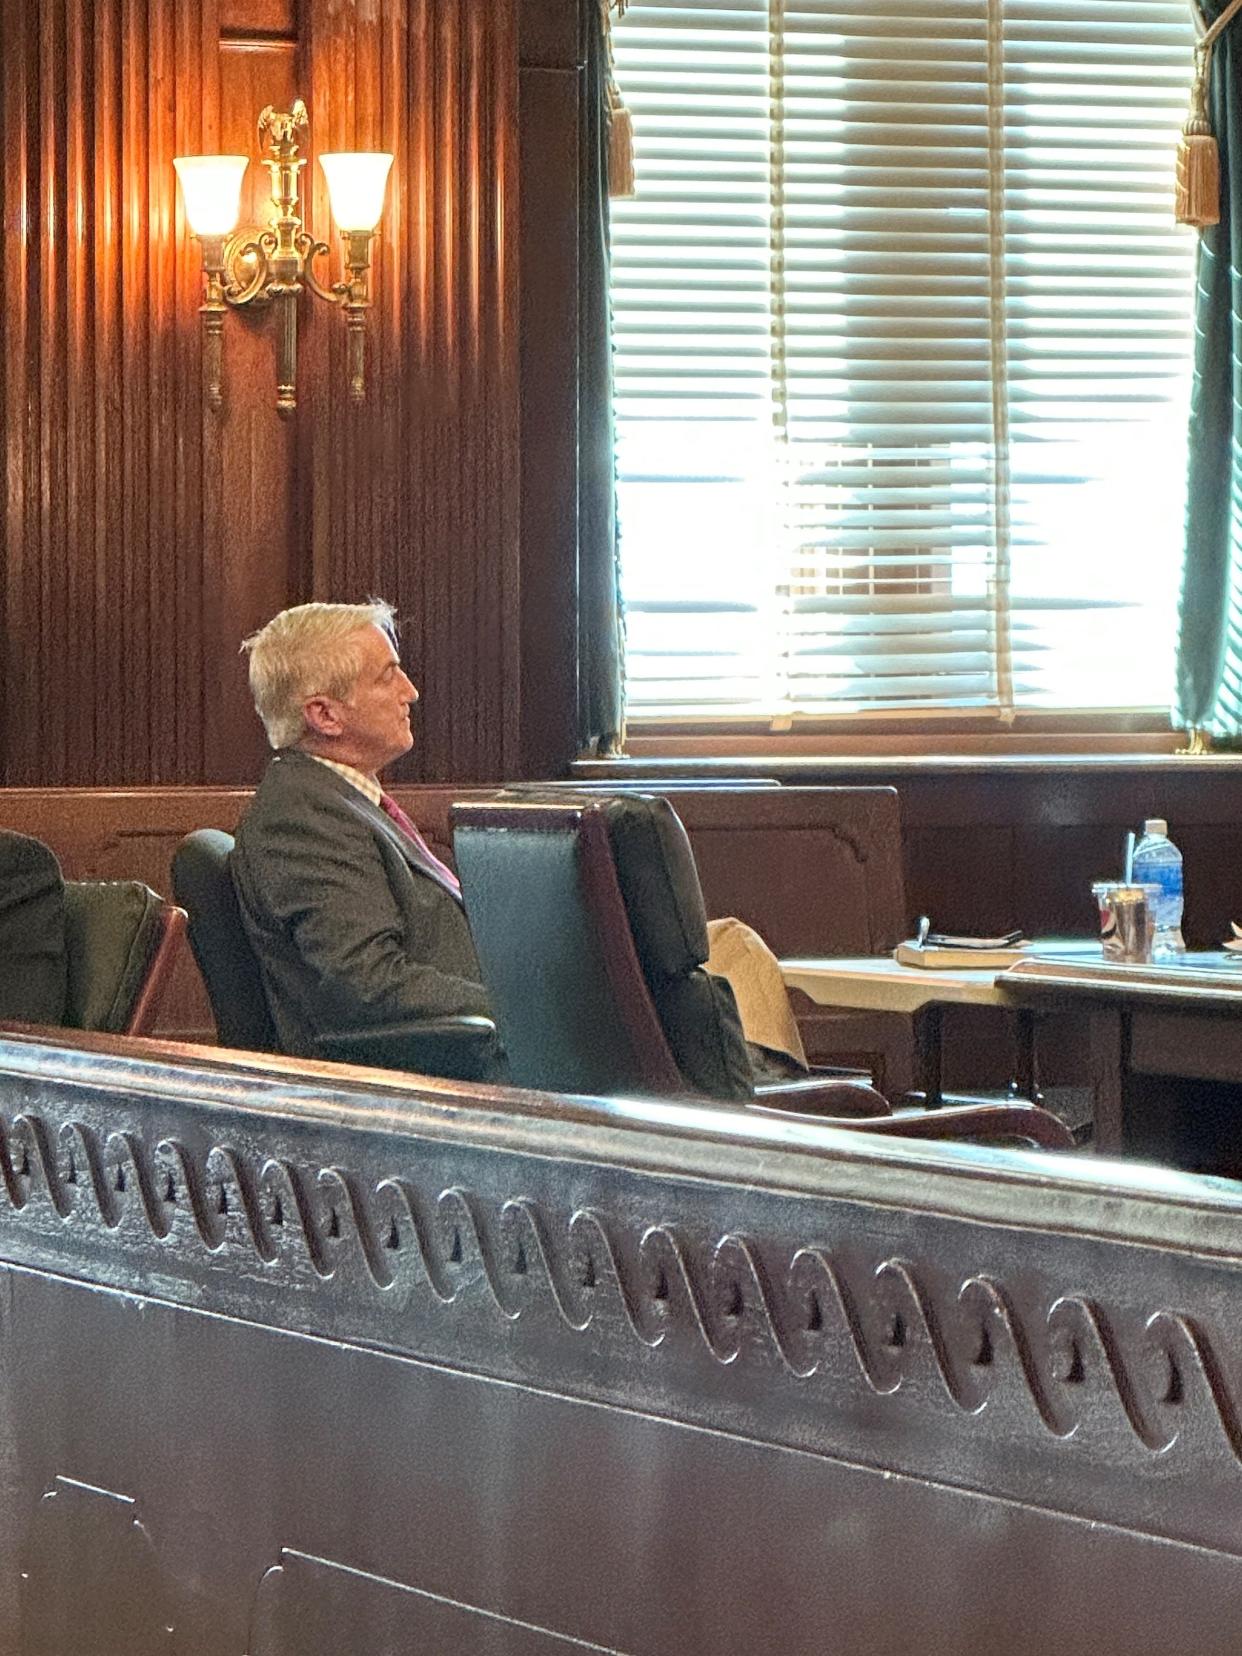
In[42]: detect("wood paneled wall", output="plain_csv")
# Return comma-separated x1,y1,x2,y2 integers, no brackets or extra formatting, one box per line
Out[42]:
0,0,574,786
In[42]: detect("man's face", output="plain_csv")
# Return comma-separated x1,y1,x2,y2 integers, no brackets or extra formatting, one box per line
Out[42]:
326,624,418,773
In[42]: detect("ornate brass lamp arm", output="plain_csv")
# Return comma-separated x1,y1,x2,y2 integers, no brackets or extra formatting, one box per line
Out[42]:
256,101,308,416
222,231,275,306
195,234,230,412
334,232,376,403
296,231,337,304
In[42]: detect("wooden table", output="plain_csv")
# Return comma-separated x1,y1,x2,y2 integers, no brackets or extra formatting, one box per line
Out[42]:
781,952,1045,1108
783,948,1242,1164
999,951,1242,1162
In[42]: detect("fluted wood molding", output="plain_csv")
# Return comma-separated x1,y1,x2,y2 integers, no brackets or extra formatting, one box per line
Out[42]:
0,0,524,785
303,0,522,782
1,0,218,786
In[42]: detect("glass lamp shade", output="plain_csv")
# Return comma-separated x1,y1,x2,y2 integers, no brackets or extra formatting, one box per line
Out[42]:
319,152,394,233
173,156,248,237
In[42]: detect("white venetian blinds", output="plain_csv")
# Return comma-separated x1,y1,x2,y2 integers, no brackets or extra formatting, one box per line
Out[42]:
610,0,1198,720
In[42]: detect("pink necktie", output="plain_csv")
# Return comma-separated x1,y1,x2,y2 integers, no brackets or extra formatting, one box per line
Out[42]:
378,793,462,898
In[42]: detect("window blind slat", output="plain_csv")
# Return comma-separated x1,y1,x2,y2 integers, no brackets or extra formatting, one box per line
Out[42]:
613,0,1195,718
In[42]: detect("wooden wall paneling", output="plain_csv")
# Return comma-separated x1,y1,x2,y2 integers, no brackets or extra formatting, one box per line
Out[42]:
207,34,301,784
39,0,70,782
478,0,524,779
151,0,218,786
302,0,521,785
3,0,558,788
516,15,581,780
174,0,220,783
431,0,520,782
1,0,218,786
904,824,1016,935
221,0,295,32
92,0,126,784
66,0,95,779
1,0,37,783
520,0,580,67
1009,823,1126,937
149,0,172,780
301,0,347,621
120,0,153,781
1177,825,1242,948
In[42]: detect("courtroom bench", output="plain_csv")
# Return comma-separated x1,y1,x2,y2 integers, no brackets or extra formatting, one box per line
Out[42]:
0,1027,1240,1653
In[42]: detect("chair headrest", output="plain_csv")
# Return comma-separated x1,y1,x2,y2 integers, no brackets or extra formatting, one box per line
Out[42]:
597,795,710,977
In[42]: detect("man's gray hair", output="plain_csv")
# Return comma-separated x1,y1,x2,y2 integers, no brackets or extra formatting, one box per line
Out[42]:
241,600,397,750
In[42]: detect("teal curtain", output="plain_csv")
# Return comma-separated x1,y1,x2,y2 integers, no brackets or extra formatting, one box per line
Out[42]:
1175,10,1242,735
577,0,626,755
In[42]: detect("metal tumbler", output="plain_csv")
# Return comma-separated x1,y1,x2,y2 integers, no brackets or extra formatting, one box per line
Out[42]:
1091,882,1156,964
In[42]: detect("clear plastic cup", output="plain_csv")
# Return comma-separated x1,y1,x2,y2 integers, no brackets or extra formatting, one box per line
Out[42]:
1091,882,1157,963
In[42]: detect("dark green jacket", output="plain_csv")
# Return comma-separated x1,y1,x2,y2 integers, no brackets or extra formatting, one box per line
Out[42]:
0,831,68,1024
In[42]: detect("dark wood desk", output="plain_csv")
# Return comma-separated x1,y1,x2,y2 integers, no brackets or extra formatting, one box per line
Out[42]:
1000,952,1242,1168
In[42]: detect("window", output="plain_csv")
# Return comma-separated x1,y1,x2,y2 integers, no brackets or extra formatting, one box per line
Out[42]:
610,0,1198,724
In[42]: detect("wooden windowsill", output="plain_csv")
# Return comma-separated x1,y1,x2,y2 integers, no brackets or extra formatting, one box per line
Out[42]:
573,746,1242,778
621,730,1186,761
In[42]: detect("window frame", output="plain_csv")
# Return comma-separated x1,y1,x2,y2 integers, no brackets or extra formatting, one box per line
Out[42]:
607,0,1198,750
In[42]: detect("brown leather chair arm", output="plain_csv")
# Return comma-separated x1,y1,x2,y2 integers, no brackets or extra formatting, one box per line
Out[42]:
752,1075,892,1117
748,1097,1074,1149
869,1103,1074,1148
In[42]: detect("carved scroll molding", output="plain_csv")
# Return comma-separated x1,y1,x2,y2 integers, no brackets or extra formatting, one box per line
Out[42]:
1,1099,1241,1525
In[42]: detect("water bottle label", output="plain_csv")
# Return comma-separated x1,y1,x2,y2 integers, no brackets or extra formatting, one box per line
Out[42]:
1134,860,1182,927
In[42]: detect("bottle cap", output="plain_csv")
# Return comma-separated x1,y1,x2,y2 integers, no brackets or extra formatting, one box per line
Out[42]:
1143,818,1167,837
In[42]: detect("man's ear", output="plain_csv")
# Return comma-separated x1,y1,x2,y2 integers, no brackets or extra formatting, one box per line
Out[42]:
303,695,342,738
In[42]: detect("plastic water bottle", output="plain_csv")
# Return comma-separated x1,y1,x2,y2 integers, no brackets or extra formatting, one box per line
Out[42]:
1130,817,1185,959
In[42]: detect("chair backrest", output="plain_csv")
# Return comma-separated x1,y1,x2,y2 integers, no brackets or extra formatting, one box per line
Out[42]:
452,794,759,1101
61,880,187,1035
501,784,907,956
171,830,279,1052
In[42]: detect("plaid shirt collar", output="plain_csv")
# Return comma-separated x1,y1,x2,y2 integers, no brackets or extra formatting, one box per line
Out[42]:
306,754,383,808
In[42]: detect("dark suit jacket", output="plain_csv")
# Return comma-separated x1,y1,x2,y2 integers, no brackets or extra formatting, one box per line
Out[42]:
0,831,68,1025
231,751,490,1058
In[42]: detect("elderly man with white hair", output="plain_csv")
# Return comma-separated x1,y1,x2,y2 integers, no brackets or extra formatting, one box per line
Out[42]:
231,600,494,1067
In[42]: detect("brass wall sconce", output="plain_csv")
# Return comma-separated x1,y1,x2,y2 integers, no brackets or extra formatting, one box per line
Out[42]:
174,101,393,417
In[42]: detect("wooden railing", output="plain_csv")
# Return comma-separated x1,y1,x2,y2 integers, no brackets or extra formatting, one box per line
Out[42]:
0,1027,1240,1652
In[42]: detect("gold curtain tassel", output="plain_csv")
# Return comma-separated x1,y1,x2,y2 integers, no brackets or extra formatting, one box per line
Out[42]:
1176,128,1221,227
608,87,636,198
1175,49,1221,228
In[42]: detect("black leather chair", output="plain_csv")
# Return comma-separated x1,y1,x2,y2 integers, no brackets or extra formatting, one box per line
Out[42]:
171,829,497,1080
170,830,278,1051
451,794,1073,1147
